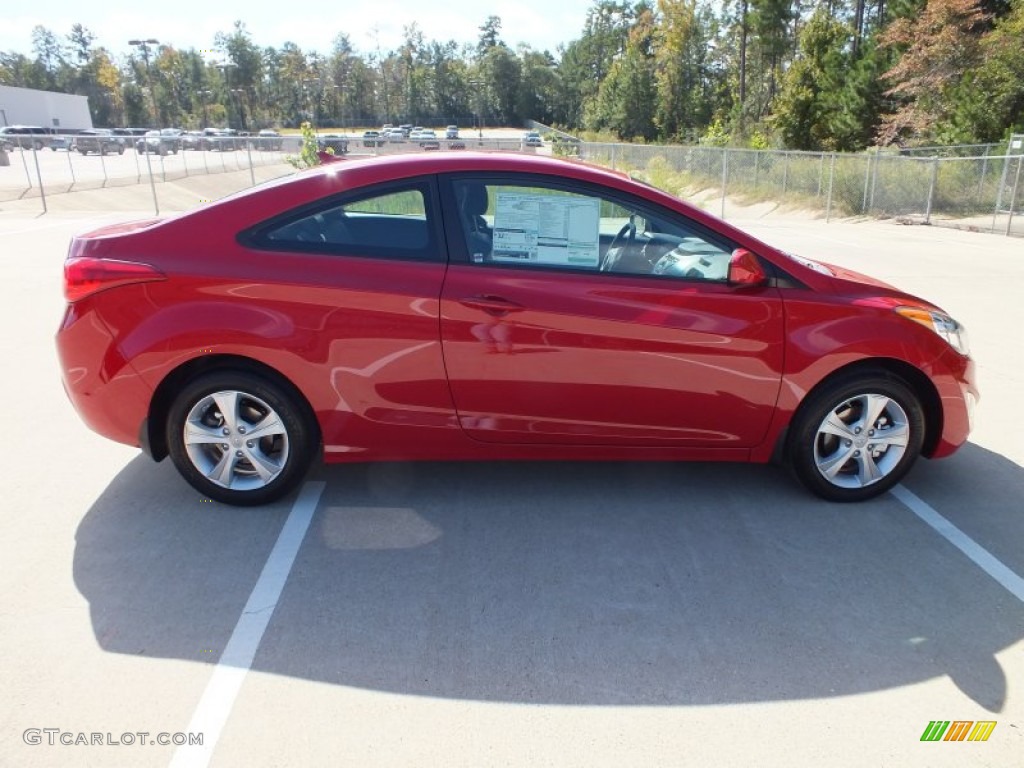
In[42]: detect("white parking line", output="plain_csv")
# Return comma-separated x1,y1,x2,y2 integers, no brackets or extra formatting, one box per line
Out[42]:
169,481,326,768
892,484,1024,603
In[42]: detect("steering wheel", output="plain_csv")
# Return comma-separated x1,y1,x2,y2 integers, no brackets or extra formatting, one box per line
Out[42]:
600,219,637,272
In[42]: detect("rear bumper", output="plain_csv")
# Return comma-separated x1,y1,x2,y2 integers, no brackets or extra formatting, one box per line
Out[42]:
56,303,152,449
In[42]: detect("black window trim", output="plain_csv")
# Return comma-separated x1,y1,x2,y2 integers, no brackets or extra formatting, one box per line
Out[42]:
238,175,448,264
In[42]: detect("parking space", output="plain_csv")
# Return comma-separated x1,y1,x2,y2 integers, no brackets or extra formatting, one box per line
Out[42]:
1,210,1022,766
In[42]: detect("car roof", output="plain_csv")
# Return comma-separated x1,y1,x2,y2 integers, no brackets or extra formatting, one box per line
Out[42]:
212,152,635,217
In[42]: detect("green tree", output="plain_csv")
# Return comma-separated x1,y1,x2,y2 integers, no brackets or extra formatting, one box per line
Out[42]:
215,21,264,129
481,45,522,123
31,26,67,90
557,1,640,127
517,47,560,125
587,8,658,139
946,0,1024,140
771,7,850,149
654,0,716,141
878,0,988,143
477,16,506,55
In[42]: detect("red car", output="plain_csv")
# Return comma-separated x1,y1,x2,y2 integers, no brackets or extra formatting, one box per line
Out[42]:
56,152,976,505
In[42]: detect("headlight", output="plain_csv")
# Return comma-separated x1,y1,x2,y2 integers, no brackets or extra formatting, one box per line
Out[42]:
896,307,970,356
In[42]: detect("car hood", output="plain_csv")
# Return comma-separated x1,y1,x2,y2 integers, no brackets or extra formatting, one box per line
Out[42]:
778,251,949,316
781,252,899,291
824,263,900,292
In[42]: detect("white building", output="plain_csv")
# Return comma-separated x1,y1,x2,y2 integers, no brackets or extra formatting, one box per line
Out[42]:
0,85,92,132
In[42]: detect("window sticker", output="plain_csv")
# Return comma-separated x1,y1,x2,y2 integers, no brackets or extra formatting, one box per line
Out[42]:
492,192,601,268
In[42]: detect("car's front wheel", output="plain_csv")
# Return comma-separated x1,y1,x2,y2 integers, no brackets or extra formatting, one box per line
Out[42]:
789,372,925,502
166,371,318,505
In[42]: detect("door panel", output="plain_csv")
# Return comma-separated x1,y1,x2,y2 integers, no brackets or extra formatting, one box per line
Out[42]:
440,265,785,447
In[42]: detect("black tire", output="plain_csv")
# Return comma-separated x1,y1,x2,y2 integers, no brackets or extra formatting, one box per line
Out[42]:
788,372,925,502
118,145,125,155
166,371,318,506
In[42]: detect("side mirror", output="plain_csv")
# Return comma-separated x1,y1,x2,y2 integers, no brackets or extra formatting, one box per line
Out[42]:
728,248,767,287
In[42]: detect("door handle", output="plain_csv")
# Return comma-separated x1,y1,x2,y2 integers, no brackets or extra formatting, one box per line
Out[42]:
458,295,525,316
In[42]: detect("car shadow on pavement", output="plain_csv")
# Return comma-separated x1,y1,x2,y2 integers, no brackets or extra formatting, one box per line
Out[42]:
74,445,1024,710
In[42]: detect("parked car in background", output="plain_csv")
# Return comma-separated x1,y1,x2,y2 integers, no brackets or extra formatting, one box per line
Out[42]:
362,130,385,147
112,128,141,142
55,151,976,506
418,129,440,150
180,131,206,150
49,136,71,151
522,131,544,147
209,129,244,151
136,129,182,155
317,134,349,154
74,129,127,155
446,125,459,139
160,128,184,151
252,129,283,150
0,125,53,150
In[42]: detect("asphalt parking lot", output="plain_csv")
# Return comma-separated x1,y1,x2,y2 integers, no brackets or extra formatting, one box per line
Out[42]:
1,191,1022,766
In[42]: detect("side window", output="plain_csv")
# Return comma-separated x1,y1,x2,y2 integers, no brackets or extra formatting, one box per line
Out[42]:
260,185,433,257
450,178,736,281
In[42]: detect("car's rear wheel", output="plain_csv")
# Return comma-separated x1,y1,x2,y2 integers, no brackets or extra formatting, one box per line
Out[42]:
166,371,317,506
789,372,924,502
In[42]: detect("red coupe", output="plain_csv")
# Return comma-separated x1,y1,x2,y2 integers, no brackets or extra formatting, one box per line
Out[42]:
56,152,976,505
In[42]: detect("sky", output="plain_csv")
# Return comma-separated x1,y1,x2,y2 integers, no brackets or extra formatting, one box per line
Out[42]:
3,0,596,61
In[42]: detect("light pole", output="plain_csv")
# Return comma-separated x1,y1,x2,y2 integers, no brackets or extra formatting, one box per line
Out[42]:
302,78,321,130
231,88,248,131
128,38,159,126
217,62,238,129
198,89,213,128
470,79,484,142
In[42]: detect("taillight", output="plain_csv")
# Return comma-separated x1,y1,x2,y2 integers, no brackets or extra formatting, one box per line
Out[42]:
63,257,166,302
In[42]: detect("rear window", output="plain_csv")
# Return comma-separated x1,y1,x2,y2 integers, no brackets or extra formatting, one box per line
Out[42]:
246,181,439,262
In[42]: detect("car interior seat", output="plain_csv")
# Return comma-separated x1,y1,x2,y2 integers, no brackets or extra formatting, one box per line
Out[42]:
457,182,492,261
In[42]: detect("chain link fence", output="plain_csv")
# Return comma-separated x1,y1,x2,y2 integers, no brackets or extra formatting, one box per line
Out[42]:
0,131,550,215
578,141,1024,237
0,133,305,214
4,128,1022,235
